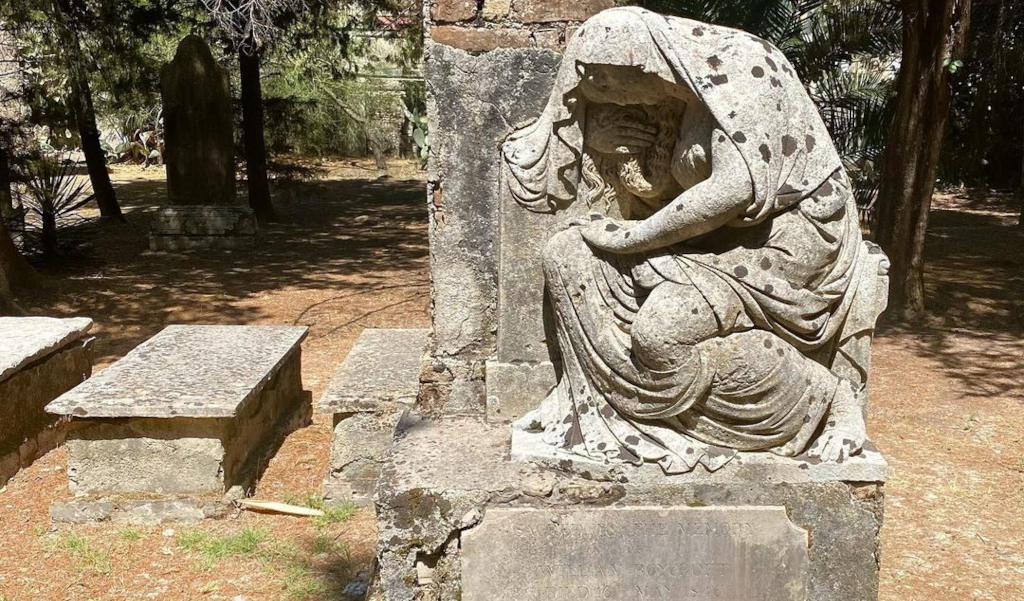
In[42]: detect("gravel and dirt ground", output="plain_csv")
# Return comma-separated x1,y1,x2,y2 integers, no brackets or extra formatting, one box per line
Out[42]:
0,162,1021,600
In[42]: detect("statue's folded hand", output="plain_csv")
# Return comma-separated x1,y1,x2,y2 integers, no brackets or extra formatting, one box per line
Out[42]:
579,216,639,253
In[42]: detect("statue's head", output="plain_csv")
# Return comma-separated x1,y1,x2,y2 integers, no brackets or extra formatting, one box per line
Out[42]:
577,64,675,106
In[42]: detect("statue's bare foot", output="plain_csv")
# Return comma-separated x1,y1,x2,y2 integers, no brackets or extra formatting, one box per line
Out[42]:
806,382,866,463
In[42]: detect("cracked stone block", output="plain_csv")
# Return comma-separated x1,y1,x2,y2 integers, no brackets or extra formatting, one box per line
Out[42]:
0,317,93,488
46,325,312,520
372,417,886,601
319,329,428,507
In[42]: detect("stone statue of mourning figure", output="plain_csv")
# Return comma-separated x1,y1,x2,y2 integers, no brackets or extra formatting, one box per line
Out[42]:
503,8,890,474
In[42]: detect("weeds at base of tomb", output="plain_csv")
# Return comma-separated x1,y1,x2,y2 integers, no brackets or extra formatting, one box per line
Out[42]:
118,526,143,541
173,524,353,599
46,532,112,575
281,491,359,528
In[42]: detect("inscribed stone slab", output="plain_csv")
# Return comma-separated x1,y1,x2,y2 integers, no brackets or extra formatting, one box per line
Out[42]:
45,325,307,418
461,506,809,601
317,329,428,413
0,317,93,384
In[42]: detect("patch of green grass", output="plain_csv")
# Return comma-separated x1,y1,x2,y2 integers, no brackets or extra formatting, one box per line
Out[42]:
119,526,143,541
176,527,268,568
281,561,331,600
280,492,359,529
309,532,349,557
314,503,358,528
49,532,111,574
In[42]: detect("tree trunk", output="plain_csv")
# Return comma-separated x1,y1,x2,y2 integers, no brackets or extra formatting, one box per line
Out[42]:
68,71,123,220
0,216,42,315
368,135,389,175
54,1,124,221
0,143,13,217
875,0,972,320
1019,118,1024,227
238,43,275,223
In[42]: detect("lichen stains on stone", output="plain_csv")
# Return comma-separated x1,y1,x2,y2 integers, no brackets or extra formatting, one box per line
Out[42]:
781,134,799,157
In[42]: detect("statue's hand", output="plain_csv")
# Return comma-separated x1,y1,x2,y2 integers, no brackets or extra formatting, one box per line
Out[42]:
586,109,658,155
579,215,638,253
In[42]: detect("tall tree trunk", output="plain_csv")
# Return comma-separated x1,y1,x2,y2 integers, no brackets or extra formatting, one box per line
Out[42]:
238,43,275,223
0,216,42,315
875,0,972,320
0,143,13,217
1019,118,1024,227
53,1,123,221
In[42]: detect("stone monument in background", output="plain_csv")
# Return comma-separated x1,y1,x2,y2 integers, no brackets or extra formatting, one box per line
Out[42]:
368,3,890,600
150,35,256,251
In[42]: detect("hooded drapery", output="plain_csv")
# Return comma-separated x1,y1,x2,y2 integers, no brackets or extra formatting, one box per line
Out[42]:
503,8,884,473
502,7,842,222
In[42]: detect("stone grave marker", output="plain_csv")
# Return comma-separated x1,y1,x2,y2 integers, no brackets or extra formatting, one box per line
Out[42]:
318,328,428,506
366,4,890,600
150,35,256,251
45,325,311,523
461,506,809,601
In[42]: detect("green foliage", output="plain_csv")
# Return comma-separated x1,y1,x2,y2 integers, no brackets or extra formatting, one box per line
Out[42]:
119,526,144,541
15,155,91,258
942,0,1024,188
177,527,269,568
404,102,429,167
47,531,112,574
257,2,424,158
638,0,901,206
291,492,360,528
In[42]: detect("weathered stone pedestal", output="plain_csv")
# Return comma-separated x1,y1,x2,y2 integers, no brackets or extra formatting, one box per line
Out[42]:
149,205,257,251
371,418,886,601
319,329,428,507
45,325,311,524
0,317,93,488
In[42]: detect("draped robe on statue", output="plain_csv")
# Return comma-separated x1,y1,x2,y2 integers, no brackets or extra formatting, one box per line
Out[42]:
502,8,887,473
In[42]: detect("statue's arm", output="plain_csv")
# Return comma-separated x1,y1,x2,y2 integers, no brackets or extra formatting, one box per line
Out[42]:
581,129,754,254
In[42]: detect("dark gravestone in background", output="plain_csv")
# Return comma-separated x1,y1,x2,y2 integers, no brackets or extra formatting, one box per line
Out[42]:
160,35,236,207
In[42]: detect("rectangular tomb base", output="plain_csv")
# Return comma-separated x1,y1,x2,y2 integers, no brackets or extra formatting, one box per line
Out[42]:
370,417,886,601
318,329,429,508
149,205,257,251
0,317,93,488
47,325,311,523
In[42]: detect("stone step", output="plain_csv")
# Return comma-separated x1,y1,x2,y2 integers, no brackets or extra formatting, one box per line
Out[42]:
318,328,429,414
0,317,93,488
319,328,429,507
45,325,312,523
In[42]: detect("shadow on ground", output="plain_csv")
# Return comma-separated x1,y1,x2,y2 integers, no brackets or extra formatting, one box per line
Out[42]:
18,171,429,367
877,189,1024,401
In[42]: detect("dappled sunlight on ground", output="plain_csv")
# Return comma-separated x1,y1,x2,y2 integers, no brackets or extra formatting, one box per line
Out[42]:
0,173,1022,600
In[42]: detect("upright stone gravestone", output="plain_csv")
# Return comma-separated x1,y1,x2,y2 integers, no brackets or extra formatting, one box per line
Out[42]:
150,35,257,251
370,4,890,601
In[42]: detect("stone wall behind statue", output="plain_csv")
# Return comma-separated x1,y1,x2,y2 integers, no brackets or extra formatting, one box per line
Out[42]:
421,0,625,414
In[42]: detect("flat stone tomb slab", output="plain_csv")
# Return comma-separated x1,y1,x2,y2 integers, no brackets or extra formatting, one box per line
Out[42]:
45,325,312,515
320,328,428,506
47,324,305,419
462,506,809,601
0,316,92,383
0,316,93,488
318,328,429,414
